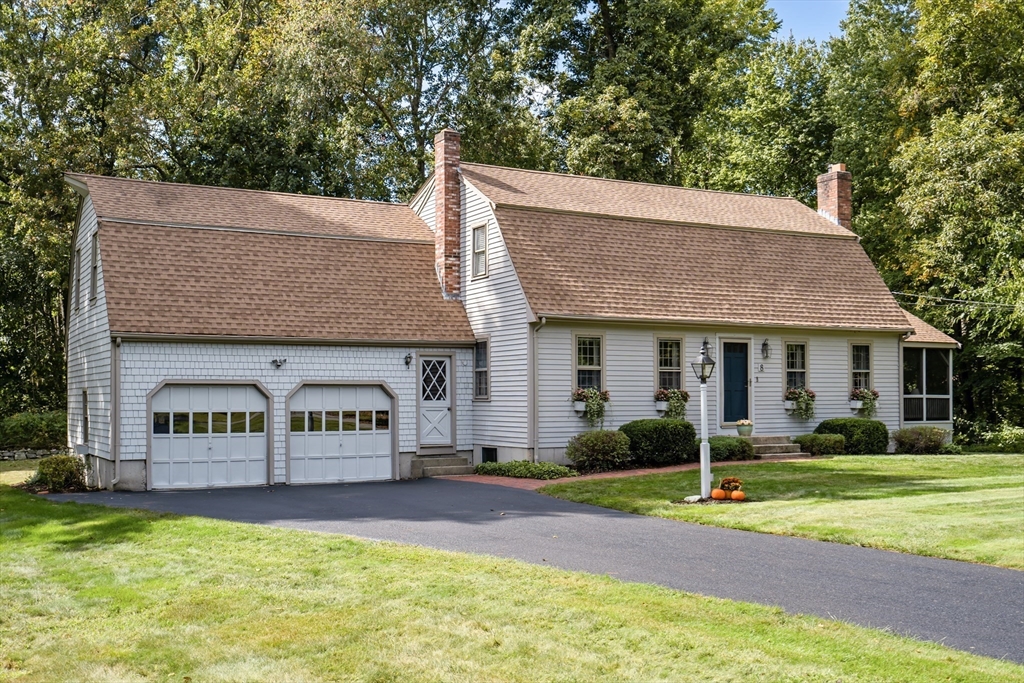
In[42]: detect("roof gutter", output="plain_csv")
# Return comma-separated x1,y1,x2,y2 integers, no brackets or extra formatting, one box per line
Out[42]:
532,313,914,335
109,337,121,489
110,332,477,347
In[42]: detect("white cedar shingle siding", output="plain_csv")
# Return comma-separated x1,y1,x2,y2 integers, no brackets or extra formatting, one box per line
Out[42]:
459,181,531,448
536,323,901,453
66,197,112,458
117,342,474,483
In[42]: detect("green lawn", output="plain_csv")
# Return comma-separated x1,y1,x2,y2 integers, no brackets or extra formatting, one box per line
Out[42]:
542,454,1024,569
1,486,1021,681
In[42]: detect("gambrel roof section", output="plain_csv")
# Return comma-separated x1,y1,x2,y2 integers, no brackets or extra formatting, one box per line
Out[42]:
461,163,911,331
67,174,474,344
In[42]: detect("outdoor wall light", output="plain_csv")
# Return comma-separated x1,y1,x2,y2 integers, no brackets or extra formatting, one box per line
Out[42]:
271,358,287,369
404,353,413,367
761,339,772,359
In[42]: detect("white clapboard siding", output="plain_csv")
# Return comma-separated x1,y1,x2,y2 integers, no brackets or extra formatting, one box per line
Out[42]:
537,323,902,452
460,181,531,448
66,197,112,459
118,342,474,483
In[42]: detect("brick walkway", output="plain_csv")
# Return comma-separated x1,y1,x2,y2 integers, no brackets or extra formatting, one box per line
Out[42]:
436,456,818,491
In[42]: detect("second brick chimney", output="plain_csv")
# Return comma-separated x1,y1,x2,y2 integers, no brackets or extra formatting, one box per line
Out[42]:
816,163,853,229
434,129,461,299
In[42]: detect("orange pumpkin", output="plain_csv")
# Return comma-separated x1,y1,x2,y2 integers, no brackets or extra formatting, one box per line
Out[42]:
730,490,746,501
710,488,726,500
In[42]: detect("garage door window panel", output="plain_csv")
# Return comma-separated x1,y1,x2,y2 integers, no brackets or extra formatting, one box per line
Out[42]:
249,412,265,433
193,413,209,434
153,413,170,434
212,412,228,433
375,411,389,430
342,411,357,431
173,413,190,434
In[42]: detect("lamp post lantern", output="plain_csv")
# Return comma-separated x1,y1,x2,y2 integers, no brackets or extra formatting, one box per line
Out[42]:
691,338,716,499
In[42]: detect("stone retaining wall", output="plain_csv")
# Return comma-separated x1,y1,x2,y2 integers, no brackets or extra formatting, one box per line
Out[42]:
0,448,69,462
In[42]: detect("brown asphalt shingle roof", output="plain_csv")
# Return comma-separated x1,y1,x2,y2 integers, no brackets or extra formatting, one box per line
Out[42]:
462,163,855,237
902,310,959,346
98,221,474,342
69,173,432,241
493,206,912,330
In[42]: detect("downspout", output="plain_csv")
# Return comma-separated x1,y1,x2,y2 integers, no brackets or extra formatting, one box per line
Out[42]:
109,336,121,489
530,316,547,463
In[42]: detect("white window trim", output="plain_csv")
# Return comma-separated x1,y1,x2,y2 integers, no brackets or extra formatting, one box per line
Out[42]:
654,335,685,392
89,232,98,301
900,344,953,423
74,247,81,311
849,341,874,392
474,336,491,401
471,223,488,279
573,332,606,391
782,339,810,392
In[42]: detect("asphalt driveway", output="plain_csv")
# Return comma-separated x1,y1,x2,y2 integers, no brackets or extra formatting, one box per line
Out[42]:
55,478,1024,663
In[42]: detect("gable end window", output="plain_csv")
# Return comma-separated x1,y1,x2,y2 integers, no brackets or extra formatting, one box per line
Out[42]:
851,344,871,390
575,335,603,389
785,342,807,390
472,225,487,277
474,339,490,399
90,233,98,300
657,339,682,390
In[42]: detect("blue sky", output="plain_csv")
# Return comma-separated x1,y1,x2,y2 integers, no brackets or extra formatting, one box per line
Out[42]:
766,0,850,43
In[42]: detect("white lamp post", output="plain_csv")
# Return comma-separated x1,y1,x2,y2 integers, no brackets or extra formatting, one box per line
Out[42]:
690,338,716,499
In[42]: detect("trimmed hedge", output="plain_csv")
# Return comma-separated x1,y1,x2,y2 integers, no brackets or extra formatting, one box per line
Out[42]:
814,418,889,455
793,433,845,455
707,436,754,461
0,411,67,450
618,419,698,467
33,454,86,492
474,460,577,480
893,426,949,454
565,430,632,474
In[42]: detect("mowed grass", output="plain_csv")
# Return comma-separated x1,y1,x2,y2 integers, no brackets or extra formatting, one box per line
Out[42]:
542,454,1024,569
1,488,1022,682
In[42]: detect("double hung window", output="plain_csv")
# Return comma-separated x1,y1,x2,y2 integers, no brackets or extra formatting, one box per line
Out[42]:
472,225,487,277
786,342,807,390
851,344,871,390
575,336,603,389
657,339,682,390
474,339,489,399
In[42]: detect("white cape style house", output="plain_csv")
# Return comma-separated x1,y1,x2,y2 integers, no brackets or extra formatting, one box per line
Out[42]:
65,129,958,490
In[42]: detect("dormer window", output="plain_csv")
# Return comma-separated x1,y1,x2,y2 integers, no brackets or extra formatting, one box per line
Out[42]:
472,225,487,278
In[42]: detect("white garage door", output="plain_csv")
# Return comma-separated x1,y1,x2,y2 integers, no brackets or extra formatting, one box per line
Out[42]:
151,384,268,489
289,385,393,483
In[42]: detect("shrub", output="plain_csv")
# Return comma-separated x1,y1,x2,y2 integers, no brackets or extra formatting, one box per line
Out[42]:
793,433,845,456
619,419,698,467
983,424,1024,453
893,426,949,454
0,411,67,450
704,436,754,461
565,430,632,474
814,418,889,455
938,442,963,454
33,455,86,492
474,460,577,480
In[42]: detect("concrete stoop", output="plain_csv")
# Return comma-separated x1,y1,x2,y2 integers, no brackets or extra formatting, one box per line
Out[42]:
412,455,474,478
740,435,806,459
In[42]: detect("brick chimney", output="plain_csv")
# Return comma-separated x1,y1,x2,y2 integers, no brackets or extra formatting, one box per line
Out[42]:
434,129,461,299
816,163,853,229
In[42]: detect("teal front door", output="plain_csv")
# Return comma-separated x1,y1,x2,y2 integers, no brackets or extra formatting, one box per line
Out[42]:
723,342,749,423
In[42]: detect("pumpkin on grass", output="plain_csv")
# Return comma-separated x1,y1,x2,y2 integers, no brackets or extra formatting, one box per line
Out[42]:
710,488,727,500
729,490,746,501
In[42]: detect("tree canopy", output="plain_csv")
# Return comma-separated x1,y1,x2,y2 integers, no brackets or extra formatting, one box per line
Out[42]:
0,0,1020,435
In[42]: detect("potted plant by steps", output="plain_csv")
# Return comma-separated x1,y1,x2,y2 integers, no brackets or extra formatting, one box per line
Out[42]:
735,419,753,437
783,387,816,420
850,388,879,416
572,387,611,427
654,388,689,419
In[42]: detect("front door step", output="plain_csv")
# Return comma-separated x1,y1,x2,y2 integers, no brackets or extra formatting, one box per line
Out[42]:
738,435,805,459
411,455,473,478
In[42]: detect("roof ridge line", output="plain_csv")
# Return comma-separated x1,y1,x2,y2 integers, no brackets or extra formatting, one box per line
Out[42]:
66,172,412,208
460,162,802,201
492,203,858,240
98,217,434,245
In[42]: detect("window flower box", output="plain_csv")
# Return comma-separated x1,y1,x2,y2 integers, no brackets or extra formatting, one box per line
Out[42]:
783,400,796,411
654,389,689,419
849,400,864,410
572,388,610,426
573,401,587,414
655,400,669,413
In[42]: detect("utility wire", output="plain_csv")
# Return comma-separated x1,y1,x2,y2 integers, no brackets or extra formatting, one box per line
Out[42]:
892,292,1018,309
